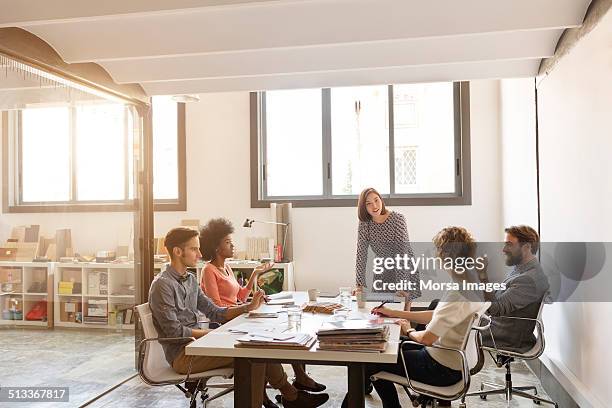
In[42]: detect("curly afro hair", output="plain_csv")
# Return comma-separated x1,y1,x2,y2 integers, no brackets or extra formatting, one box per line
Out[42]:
199,218,235,261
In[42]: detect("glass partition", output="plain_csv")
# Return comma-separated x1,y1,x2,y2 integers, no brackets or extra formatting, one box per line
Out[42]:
0,52,150,406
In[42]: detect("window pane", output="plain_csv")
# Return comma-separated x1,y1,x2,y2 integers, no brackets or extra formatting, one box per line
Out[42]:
21,107,70,202
75,104,126,201
265,89,322,196
331,85,389,195
393,83,455,194
152,96,178,200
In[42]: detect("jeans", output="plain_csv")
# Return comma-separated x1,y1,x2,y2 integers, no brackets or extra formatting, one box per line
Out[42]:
342,342,462,408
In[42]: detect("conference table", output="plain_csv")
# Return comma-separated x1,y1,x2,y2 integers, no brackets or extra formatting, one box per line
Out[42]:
186,292,403,407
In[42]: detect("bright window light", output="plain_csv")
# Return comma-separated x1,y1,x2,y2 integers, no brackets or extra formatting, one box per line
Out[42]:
152,96,179,200
331,85,390,195
21,107,71,202
265,89,323,196
393,83,455,194
75,104,126,201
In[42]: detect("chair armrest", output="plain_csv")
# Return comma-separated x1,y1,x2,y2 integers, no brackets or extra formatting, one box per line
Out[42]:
138,336,196,361
399,341,470,399
472,314,491,331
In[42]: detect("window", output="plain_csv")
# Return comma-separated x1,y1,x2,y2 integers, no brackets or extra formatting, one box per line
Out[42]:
3,98,186,212
250,82,470,207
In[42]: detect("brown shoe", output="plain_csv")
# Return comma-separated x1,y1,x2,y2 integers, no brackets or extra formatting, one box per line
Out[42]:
281,391,329,408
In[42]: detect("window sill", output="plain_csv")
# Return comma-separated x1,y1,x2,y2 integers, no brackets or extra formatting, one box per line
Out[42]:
3,200,186,213
250,194,472,208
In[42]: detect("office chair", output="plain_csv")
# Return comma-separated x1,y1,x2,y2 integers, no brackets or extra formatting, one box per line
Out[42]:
371,302,491,408
135,303,234,408
466,300,558,407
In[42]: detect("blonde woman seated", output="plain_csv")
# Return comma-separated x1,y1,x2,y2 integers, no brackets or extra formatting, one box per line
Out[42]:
343,226,486,408
199,218,326,408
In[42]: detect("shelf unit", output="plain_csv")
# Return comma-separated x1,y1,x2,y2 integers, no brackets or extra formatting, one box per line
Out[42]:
53,263,135,330
0,262,53,328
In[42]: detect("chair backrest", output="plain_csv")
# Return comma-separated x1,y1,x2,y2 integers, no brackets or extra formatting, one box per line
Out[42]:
522,299,546,359
465,302,491,374
136,303,173,382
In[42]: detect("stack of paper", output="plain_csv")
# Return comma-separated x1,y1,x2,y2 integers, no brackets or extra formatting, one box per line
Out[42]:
235,332,315,350
266,292,295,305
317,319,389,352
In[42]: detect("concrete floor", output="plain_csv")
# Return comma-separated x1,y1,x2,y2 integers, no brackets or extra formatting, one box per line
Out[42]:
90,358,553,407
0,327,554,407
0,326,135,408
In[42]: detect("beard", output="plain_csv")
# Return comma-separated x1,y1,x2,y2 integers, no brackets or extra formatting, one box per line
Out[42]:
504,252,523,266
181,254,197,268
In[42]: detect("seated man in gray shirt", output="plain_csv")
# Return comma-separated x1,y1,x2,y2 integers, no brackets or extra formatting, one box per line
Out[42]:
479,225,549,353
149,227,328,408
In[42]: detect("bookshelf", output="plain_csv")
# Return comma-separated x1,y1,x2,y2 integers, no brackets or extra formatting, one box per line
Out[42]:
0,262,53,328
53,263,135,330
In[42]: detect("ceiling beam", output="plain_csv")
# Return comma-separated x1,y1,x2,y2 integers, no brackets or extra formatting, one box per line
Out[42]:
23,0,589,63
0,0,286,27
141,59,541,95
101,30,560,83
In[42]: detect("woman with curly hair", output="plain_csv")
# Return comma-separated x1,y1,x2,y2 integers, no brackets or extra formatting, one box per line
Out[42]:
199,218,326,408
199,218,272,307
343,226,487,408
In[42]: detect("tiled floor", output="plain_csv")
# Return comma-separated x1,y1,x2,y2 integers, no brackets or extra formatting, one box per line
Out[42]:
1,327,554,407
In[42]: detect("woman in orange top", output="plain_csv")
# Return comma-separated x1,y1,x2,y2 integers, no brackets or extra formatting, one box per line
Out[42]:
199,218,325,407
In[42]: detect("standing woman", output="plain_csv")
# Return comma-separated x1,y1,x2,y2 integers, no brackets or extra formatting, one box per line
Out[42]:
355,187,421,306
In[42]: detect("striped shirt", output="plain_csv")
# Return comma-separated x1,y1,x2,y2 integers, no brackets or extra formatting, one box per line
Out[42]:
355,211,421,300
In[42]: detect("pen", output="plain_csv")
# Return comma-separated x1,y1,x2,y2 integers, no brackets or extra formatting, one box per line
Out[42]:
376,300,390,309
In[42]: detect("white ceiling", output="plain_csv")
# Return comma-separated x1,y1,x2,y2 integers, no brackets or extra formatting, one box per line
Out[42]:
3,0,592,95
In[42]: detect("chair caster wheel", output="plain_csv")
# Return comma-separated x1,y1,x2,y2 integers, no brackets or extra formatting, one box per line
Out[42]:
480,395,487,400
459,404,466,408
534,401,541,405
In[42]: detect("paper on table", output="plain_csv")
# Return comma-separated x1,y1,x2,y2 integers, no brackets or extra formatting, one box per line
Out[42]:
228,323,277,333
267,292,293,300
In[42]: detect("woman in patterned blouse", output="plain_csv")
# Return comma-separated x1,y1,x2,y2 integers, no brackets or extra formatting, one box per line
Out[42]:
354,187,421,307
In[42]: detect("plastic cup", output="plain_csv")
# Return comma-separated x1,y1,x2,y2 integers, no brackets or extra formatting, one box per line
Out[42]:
333,309,349,321
287,308,302,330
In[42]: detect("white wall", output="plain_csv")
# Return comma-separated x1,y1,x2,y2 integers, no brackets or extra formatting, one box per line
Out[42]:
499,78,538,228
500,11,612,408
156,80,503,291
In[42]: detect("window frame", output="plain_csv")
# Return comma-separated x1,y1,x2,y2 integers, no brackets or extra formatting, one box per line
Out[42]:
250,82,471,208
2,103,186,213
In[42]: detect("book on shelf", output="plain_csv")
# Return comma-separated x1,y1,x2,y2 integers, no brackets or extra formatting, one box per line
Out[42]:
87,299,108,317
83,316,108,325
125,308,133,324
112,303,134,325
87,271,108,296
